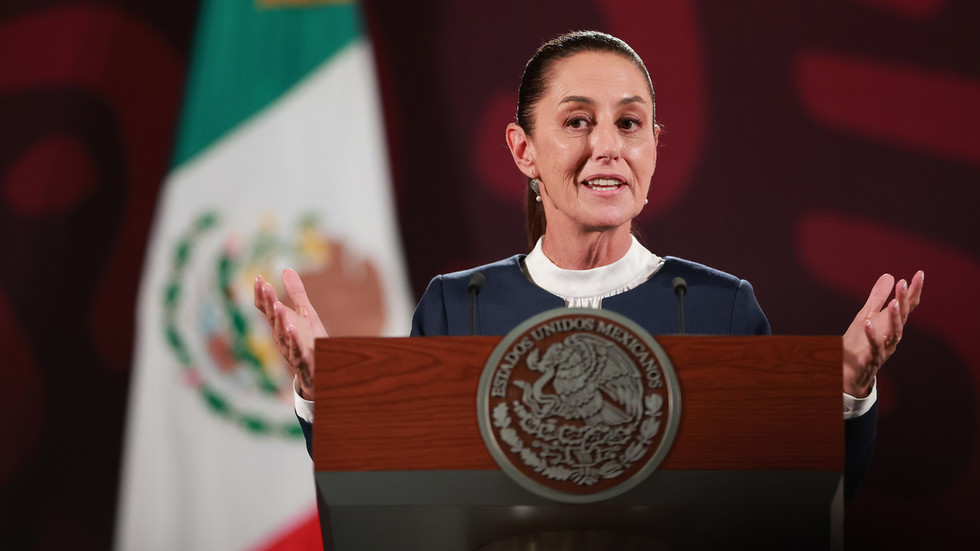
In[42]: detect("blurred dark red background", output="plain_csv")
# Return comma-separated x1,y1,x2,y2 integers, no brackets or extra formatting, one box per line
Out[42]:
1,0,977,549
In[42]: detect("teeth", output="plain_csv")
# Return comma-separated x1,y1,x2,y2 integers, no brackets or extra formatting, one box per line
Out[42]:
585,178,622,190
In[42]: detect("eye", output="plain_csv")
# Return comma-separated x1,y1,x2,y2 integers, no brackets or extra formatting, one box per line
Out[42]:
566,115,591,129
618,117,641,130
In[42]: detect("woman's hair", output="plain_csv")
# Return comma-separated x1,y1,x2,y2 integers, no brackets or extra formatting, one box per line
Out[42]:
517,31,657,250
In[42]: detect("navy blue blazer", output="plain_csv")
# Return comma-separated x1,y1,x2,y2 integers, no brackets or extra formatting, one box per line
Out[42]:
411,255,770,337
300,254,875,502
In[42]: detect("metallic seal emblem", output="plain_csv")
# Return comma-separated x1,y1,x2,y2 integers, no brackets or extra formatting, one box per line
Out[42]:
478,308,681,503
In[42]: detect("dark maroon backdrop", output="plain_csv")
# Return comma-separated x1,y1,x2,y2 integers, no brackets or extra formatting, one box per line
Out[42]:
1,0,976,549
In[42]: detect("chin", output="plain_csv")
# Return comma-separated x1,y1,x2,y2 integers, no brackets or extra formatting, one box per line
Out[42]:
582,215,634,233
589,207,641,229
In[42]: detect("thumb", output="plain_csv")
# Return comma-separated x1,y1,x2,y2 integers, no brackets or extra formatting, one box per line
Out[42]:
282,268,316,315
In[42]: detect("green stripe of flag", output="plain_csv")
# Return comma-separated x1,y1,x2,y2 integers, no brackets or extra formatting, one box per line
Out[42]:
172,0,363,167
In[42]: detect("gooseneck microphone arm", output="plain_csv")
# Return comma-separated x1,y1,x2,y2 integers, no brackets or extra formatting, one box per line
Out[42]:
671,277,687,335
467,272,486,335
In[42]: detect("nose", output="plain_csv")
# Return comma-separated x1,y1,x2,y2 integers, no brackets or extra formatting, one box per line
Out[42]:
591,121,622,162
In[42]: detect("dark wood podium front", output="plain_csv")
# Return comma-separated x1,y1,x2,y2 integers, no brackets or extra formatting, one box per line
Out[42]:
314,336,843,550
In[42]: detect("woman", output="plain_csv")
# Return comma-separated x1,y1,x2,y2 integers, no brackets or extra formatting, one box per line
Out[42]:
253,31,923,501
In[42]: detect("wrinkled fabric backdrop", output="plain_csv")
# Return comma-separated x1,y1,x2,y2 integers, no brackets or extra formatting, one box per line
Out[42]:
1,0,977,548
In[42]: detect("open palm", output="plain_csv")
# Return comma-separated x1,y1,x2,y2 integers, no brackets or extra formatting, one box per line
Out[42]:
254,269,328,399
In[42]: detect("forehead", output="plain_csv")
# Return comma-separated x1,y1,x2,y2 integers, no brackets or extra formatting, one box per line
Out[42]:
544,51,652,104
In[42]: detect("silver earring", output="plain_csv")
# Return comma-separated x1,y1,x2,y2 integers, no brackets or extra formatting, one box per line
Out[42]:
644,198,649,205
530,178,541,202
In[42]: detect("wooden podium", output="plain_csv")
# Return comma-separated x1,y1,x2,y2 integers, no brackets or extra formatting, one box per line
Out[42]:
313,336,843,550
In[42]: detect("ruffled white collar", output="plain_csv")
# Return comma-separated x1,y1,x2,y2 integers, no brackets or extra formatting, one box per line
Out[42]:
524,235,663,308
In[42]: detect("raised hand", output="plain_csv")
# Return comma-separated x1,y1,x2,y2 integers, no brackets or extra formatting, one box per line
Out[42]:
843,270,924,397
253,269,328,400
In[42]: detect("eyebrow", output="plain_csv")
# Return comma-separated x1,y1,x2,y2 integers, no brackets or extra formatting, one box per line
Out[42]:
560,95,647,106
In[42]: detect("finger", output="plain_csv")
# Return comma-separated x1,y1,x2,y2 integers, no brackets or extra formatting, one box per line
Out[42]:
277,305,306,363
254,275,265,312
258,278,281,322
286,324,315,390
282,268,316,317
859,273,895,318
273,301,296,347
279,324,302,376
888,299,903,347
283,323,303,362
288,324,314,365
896,278,909,322
271,301,283,341
254,275,273,316
906,270,924,312
865,318,885,367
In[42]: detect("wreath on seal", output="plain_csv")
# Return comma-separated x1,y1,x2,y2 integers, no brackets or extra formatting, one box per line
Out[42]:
492,394,663,486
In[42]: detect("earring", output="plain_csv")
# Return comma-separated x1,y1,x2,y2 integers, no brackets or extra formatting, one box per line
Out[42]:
530,178,542,202
644,198,649,205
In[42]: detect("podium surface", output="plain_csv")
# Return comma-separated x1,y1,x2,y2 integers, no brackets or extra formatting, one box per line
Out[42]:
314,336,843,550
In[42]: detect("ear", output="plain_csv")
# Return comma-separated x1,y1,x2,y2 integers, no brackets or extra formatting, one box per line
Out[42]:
506,123,537,179
651,124,661,167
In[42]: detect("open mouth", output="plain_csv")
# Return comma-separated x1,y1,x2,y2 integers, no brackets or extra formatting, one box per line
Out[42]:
583,178,625,192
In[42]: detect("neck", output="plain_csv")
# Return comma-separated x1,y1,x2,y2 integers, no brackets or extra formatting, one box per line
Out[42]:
540,225,633,270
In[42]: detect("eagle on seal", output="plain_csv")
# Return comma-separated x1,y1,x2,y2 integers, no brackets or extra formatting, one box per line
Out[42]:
515,333,643,426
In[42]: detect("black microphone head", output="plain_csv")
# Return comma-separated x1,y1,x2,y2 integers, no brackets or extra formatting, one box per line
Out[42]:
671,277,688,295
468,272,486,294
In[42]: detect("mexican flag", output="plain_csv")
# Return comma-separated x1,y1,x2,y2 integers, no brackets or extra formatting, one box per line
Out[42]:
115,1,412,549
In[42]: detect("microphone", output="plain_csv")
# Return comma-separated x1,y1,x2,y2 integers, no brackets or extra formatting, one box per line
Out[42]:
671,277,687,334
468,272,485,335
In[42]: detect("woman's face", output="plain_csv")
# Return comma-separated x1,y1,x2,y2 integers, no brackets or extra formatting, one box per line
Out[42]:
519,51,658,236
